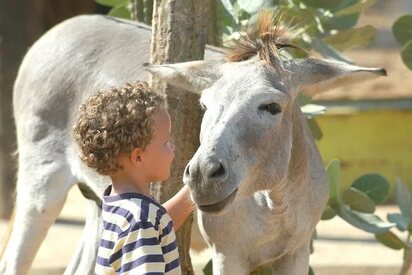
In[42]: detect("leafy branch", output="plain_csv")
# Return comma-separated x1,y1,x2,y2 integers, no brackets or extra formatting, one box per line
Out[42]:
392,14,412,70
324,160,412,275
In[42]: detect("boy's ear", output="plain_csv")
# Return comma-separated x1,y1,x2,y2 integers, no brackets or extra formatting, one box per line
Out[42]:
130,148,143,167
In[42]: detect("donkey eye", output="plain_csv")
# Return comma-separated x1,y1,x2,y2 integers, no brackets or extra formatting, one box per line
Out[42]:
259,103,281,115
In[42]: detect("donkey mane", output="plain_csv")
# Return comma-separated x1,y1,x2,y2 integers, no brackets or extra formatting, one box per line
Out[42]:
225,11,304,68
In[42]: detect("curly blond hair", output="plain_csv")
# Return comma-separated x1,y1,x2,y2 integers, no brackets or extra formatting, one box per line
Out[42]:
73,81,166,175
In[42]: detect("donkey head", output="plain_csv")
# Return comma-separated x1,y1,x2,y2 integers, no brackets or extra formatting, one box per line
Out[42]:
147,12,386,214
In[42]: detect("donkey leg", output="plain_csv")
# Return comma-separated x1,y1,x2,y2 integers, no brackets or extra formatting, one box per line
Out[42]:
270,242,310,275
64,198,102,275
0,210,15,274
0,156,73,275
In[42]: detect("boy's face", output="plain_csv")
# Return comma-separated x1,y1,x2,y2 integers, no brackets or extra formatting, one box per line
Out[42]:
139,109,175,182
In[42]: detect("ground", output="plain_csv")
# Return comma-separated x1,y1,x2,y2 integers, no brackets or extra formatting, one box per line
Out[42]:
0,186,403,275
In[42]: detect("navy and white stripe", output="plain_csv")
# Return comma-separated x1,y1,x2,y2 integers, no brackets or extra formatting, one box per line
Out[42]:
95,186,181,275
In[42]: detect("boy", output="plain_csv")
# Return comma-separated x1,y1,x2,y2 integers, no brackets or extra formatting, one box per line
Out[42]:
73,81,194,274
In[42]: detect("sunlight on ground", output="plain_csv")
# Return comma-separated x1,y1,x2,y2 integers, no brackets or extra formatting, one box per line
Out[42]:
0,187,403,275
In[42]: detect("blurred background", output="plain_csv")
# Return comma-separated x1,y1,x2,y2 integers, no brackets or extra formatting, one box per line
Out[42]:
1,0,412,274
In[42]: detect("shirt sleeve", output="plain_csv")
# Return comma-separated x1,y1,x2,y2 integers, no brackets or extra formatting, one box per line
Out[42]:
108,221,165,274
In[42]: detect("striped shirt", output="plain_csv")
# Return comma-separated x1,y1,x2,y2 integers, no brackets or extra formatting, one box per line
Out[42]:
95,185,181,275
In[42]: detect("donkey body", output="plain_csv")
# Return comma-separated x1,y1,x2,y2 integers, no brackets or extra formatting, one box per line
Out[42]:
0,13,385,275
0,15,219,275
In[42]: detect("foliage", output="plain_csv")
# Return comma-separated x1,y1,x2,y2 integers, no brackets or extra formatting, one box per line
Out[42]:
95,0,153,24
96,0,378,63
95,0,131,19
322,160,394,232
218,0,377,63
392,14,412,70
203,259,213,275
323,161,412,274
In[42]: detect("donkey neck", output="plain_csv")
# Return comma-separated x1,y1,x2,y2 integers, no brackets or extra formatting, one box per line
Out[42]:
267,101,311,205
288,102,311,184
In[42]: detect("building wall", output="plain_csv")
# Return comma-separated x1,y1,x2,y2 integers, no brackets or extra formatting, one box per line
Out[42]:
315,109,412,200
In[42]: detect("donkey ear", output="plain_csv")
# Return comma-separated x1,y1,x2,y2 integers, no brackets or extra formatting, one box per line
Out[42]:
285,58,387,96
145,60,224,93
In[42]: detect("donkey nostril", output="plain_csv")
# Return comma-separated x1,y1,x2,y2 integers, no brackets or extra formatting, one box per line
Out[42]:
210,163,225,178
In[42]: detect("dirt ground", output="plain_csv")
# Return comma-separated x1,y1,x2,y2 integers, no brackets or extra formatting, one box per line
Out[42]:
0,187,404,275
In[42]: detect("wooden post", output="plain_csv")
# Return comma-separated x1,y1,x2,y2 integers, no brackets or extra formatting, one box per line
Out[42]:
149,0,208,274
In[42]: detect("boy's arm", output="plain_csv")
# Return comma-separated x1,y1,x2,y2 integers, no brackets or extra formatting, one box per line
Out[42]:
163,185,195,230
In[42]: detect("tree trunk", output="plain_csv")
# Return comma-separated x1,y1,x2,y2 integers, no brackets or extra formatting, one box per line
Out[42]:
149,1,208,274
130,0,153,25
207,0,222,47
400,247,412,275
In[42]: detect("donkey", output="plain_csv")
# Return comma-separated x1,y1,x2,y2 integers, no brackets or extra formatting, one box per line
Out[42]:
0,15,219,275
0,12,386,275
146,15,386,274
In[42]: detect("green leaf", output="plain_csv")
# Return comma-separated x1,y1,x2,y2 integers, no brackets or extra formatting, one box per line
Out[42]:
342,187,376,213
238,0,273,14
308,266,315,275
351,173,390,204
203,259,213,275
322,25,376,51
276,6,318,32
333,0,358,11
392,15,412,46
108,4,131,19
395,178,412,222
251,265,272,275
307,118,323,140
301,0,345,10
375,231,406,250
326,159,341,205
335,0,377,16
323,13,360,31
321,205,337,220
232,2,250,23
310,230,317,254
221,0,235,17
387,213,409,232
95,0,128,7
401,40,412,71
312,38,353,63
337,205,395,233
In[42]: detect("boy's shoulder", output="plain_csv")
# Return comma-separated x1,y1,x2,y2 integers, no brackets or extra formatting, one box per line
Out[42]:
103,189,170,231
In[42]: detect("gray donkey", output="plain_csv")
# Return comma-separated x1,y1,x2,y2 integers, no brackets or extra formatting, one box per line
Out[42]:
0,12,385,275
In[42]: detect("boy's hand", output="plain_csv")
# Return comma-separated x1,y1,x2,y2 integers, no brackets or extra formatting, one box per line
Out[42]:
163,185,196,230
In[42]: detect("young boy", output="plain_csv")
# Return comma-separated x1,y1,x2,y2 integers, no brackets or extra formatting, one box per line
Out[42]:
73,81,194,274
